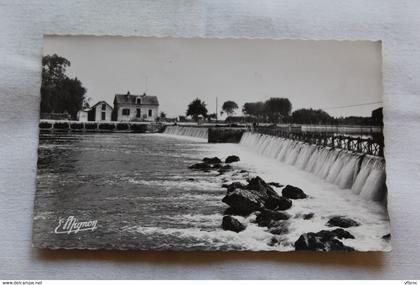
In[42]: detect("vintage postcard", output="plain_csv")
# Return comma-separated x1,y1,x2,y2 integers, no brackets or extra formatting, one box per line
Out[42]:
32,36,391,251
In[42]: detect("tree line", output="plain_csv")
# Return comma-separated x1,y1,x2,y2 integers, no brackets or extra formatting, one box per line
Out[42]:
186,97,382,126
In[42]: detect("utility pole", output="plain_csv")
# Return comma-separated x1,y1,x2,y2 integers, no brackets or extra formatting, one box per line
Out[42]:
216,97,218,122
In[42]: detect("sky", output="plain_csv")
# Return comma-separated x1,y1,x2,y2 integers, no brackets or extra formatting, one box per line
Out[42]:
44,36,383,118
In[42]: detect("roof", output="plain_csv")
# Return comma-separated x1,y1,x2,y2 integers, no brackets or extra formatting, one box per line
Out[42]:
91,101,113,110
114,93,159,106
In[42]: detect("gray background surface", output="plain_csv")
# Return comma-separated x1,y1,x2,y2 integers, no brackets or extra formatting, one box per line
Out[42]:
0,0,419,280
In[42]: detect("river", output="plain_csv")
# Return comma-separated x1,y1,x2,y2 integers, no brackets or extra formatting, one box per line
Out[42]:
32,131,391,251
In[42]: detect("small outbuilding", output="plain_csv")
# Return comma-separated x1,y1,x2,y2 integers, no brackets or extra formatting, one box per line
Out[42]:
88,101,113,121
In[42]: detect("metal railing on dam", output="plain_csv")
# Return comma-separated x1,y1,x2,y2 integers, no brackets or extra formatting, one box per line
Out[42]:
253,126,384,157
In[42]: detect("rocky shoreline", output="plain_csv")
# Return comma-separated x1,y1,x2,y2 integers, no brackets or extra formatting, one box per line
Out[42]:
188,155,372,251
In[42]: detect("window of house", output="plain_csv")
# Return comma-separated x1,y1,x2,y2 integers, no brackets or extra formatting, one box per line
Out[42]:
148,109,152,117
101,112,106,120
122,109,130,116
136,98,141,105
136,108,141,118
102,103,106,110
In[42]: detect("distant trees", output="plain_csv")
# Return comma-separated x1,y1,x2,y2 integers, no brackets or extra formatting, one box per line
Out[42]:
242,101,265,119
264,98,292,123
222,100,238,116
40,54,87,120
242,98,291,123
186,98,208,121
292,108,334,124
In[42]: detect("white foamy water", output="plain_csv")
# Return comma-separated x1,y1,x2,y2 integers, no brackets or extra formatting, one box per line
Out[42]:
163,126,208,139
240,132,387,202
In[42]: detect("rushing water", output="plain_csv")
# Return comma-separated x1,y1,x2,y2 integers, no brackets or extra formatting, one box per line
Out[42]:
239,132,387,202
33,130,391,251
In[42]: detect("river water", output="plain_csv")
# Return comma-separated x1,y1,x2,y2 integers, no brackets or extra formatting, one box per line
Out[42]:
33,132,391,251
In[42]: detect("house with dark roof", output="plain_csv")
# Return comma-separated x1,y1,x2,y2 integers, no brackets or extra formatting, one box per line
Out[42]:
87,101,113,121
112,91,159,121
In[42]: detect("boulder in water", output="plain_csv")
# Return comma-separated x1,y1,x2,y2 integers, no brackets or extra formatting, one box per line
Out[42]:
222,189,265,215
326,216,360,228
269,222,289,235
217,164,232,175
225,155,240,163
188,162,212,171
203,157,222,164
282,185,307,199
246,176,280,200
303,213,314,220
222,182,246,193
255,209,290,227
264,196,292,211
222,216,246,233
316,228,355,240
294,230,355,251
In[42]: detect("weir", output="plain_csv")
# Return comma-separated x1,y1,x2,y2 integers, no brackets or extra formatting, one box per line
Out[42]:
239,132,386,202
163,126,208,139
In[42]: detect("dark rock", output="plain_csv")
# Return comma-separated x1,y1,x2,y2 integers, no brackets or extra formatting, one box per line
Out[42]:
303,213,314,220
264,196,292,211
239,170,248,173
222,216,246,233
269,223,289,235
282,185,307,199
225,155,240,163
188,178,195,181
331,228,355,239
212,163,223,169
268,182,283,188
256,209,290,227
246,176,280,200
316,229,355,240
224,207,250,216
295,233,325,251
188,163,212,171
222,189,265,215
382,233,391,241
222,182,246,193
203,157,222,164
294,232,355,251
268,237,279,246
217,164,232,175
326,216,360,228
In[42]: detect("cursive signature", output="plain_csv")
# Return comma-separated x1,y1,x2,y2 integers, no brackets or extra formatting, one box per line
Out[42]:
54,216,98,234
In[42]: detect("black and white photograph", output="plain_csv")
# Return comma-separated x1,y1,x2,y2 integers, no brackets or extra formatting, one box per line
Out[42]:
32,36,391,252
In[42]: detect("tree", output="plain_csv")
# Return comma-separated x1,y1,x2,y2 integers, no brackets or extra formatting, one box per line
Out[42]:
291,108,333,124
40,54,87,119
242,101,265,121
207,113,217,121
264,97,292,123
160,112,167,119
222,100,238,117
186,98,208,121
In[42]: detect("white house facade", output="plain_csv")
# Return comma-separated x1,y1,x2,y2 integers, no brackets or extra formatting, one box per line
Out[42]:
113,92,159,122
89,101,113,121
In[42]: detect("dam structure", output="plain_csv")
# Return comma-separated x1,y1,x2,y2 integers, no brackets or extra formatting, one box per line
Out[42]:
162,126,386,203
